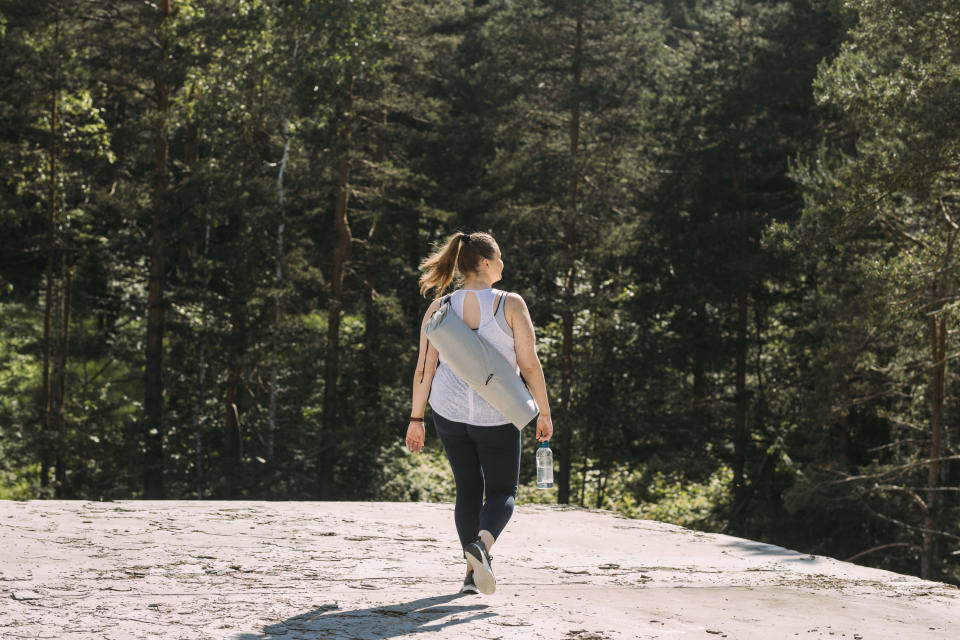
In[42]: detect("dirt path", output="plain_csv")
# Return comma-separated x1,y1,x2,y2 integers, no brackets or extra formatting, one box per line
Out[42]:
2,500,957,639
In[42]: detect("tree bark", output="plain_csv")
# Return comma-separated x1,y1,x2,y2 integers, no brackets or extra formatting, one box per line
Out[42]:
188,112,207,499
732,281,749,535
557,10,583,506
729,158,750,535
40,69,59,493
362,106,388,414
223,303,245,499
192,220,210,499
363,221,382,404
729,0,750,536
143,0,171,499
320,79,355,499
922,310,947,579
269,119,292,463
53,255,73,497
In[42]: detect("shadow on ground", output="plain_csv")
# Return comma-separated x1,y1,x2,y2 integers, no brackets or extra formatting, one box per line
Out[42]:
233,592,497,639
722,539,820,562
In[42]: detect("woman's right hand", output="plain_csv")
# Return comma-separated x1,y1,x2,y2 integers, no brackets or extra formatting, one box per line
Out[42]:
406,420,425,453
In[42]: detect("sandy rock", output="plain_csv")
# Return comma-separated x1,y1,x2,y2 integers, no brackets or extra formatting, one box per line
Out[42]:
0,500,957,639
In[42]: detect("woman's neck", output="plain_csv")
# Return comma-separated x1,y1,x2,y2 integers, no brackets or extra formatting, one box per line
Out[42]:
461,276,493,290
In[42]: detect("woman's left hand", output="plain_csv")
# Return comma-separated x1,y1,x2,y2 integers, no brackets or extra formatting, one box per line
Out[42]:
535,413,553,443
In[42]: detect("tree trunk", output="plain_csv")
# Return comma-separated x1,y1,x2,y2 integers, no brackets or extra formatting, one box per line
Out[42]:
142,0,171,499
596,463,608,510
223,304,245,499
362,106,388,416
729,159,750,535
192,220,210,499
269,119,292,463
320,79,355,499
922,311,947,579
732,283,749,535
40,75,59,493
557,11,583,506
363,220,382,404
693,301,707,399
53,255,73,497
182,100,206,498
729,0,750,536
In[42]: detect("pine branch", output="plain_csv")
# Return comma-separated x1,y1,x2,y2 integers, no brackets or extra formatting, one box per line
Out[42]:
845,542,915,563
819,455,960,486
860,500,960,543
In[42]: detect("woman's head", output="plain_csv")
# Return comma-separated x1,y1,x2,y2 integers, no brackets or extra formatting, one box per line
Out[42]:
419,231,502,298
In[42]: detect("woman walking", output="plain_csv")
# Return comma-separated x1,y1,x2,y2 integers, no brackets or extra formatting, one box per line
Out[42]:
405,231,554,595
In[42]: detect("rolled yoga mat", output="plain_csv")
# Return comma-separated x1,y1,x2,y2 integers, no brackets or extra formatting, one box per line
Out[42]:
425,297,539,430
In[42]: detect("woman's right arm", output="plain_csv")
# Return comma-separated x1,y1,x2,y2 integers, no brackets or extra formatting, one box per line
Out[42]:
406,299,441,453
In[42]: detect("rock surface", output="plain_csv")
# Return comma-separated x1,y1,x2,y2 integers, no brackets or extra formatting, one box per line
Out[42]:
1,500,957,639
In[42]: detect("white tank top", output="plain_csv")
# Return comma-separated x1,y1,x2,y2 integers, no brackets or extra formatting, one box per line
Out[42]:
429,288,517,425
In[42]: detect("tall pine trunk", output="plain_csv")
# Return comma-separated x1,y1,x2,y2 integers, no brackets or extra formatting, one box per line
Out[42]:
729,160,750,535
732,280,749,534
920,228,955,578
557,12,583,506
223,303,245,499
362,105,388,415
192,219,210,498
269,41,298,464
53,255,73,497
321,79,355,499
143,0,171,498
187,108,207,498
729,0,750,536
269,119,292,463
40,70,59,492
363,221,382,406
922,283,949,578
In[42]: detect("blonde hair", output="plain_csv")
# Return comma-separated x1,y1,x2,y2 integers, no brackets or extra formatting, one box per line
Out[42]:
418,232,498,298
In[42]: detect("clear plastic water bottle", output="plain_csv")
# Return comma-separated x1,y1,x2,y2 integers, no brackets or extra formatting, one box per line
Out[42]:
537,441,554,489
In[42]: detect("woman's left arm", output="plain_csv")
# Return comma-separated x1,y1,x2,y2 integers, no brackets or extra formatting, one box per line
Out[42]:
508,294,554,442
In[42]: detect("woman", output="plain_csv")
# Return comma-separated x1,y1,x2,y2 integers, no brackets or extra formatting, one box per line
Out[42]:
405,231,554,595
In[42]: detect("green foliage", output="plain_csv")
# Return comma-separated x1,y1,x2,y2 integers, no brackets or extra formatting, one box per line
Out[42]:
0,463,42,501
373,442,456,503
629,467,733,532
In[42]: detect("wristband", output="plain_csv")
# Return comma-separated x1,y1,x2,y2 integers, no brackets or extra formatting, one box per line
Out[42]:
409,417,424,422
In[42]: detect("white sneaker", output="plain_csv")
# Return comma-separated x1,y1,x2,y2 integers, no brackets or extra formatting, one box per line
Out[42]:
460,572,479,594
463,540,495,595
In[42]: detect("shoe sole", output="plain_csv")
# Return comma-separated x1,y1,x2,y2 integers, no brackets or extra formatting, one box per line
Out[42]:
464,546,496,595
460,583,479,594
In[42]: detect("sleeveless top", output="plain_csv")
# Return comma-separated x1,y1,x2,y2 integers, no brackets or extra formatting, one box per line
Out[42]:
429,288,517,425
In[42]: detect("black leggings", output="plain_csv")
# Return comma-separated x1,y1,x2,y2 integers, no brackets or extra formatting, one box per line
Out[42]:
433,412,522,548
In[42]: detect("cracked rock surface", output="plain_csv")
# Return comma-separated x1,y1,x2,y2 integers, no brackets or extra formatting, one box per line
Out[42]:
2,500,958,639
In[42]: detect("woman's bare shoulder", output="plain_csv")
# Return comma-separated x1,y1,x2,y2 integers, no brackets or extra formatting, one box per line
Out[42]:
421,297,443,322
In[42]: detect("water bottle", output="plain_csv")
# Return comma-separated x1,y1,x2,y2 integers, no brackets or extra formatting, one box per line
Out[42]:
537,441,554,489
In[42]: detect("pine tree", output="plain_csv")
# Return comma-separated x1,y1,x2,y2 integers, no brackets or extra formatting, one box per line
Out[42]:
793,0,960,580
478,0,675,503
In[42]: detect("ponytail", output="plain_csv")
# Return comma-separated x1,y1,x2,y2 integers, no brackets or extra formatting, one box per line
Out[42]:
419,231,498,299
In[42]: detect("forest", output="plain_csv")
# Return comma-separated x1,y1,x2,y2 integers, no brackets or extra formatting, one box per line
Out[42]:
1,0,958,584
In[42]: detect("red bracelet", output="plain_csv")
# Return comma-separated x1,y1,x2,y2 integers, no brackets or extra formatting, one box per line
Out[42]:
409,417,424,422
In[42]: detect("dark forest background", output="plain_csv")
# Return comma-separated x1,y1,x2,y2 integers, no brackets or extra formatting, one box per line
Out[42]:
2,0,958,584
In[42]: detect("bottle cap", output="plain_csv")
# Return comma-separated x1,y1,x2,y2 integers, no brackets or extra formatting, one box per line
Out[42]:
539,441,549,448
